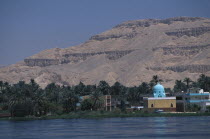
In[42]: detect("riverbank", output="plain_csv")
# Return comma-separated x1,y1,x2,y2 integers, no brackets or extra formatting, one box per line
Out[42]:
1,111,210,121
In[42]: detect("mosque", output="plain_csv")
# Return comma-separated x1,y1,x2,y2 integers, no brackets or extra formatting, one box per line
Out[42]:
143,83,176,112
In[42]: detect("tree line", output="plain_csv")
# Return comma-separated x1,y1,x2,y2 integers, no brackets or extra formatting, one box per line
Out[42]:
173,74,210,93
0,74,209,117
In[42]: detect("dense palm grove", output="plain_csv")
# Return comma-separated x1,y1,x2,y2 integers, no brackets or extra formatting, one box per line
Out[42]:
0,74,210,117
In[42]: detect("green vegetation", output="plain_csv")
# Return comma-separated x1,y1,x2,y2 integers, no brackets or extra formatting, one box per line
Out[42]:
0,74,210,119
186,104,201,112
173,74,210,93
1,111,210,121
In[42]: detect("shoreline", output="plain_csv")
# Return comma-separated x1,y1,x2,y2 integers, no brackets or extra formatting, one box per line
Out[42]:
1,111,210,121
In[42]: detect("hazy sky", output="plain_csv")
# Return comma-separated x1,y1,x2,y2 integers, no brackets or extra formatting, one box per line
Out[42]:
0,0,210,65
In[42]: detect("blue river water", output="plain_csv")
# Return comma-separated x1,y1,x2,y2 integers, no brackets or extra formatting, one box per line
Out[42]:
0,116,210,139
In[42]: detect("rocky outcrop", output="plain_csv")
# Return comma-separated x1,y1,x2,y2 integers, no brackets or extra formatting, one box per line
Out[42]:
90,33,137,41
153,44,210,56
114,19,155,28
24,59,59,67
167,65,210,73
165,27,210,37
151,65,210,73
25,50,135,66
63,50,135,63
105,50,135,60
164,17,205,22
114,17,204,28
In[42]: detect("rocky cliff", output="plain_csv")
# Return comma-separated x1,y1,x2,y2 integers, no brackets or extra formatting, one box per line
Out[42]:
153,44,210,56
151,65,210,73
0,17,210,88
165,27,210,37
24,59,60,67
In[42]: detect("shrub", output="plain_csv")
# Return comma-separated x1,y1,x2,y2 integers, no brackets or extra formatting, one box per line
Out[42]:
186,104,201,112
81,99,93,111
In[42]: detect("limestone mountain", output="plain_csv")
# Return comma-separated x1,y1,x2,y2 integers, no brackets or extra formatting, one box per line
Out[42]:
1,17,210,88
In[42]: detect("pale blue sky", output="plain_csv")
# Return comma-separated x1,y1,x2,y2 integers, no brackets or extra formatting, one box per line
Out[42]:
0,0,210,65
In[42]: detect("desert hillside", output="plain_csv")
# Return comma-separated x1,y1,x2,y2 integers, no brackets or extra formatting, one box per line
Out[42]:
1,17,210,88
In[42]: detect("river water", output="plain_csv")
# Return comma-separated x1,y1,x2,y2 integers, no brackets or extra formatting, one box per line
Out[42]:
0,116,210,139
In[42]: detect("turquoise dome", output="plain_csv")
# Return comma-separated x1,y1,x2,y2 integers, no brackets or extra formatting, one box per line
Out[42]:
153,83,166,98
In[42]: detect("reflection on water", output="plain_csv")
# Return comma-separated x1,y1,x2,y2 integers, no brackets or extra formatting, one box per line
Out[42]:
0,116,210,139
153,117,167,134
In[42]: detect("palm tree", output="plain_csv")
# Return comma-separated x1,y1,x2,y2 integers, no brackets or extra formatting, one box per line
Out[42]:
173,80,187,93
126,87,140,105
198,74,210,91
61,87,79,112
0,82,11,110
151,75,163,85
118,86,127,112
175,80,182,91
9,81,30,116
183,77,192,89
32,88,47,116
139,82,150,94
111,82,123,96
0,81,3,91
0,81,5,103
0,81,10,92
191,81,198,88
29,79,40,92
45,83,61,104
83,85,97,95
149,81,155,92
90,89,102,110
74,82,85,95
97,81,110,95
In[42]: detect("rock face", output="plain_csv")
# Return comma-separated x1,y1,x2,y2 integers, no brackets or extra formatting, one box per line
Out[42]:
165,27,210,37
24,50,135,66
62,50,135,64
151,65,210,73
114,17,205,28
24,59,60,67
153,44,210,56
0,17,210,88
90,33,138,41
